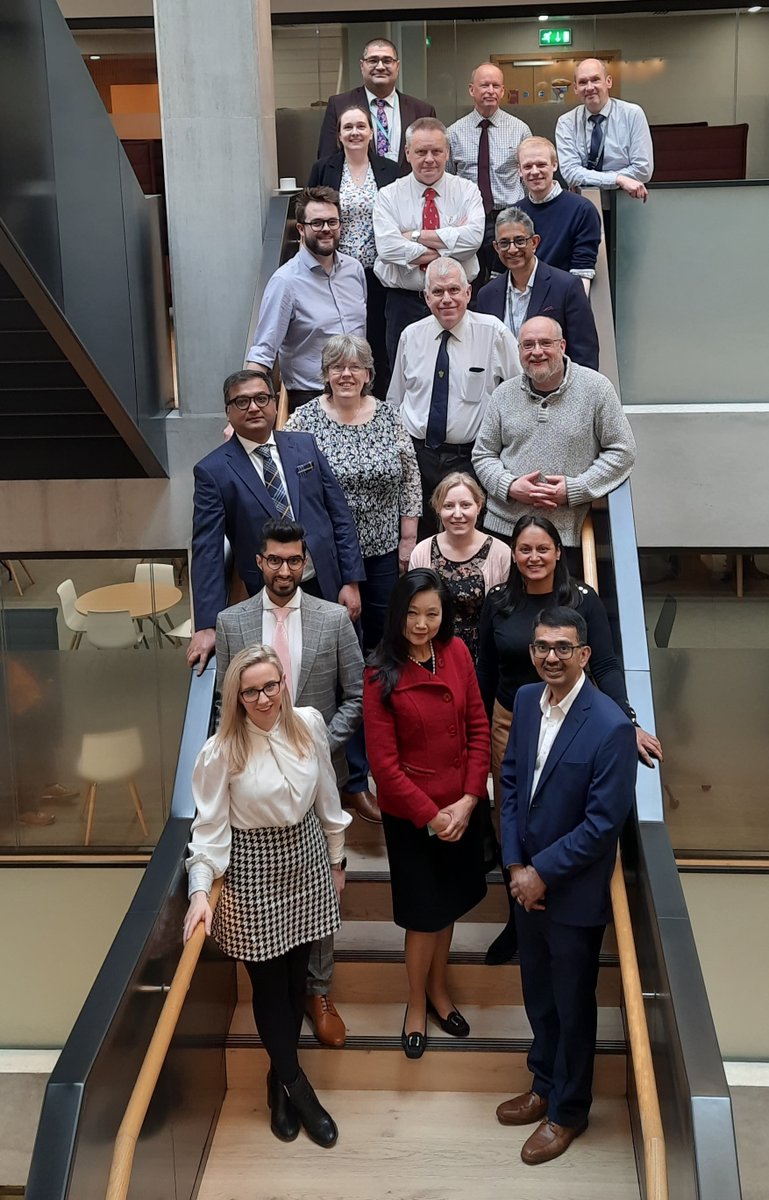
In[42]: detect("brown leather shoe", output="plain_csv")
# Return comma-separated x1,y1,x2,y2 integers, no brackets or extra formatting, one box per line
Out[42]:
521,1118,588,1165
340,789,382,824
18,810,56,826
305,995,346,1048
41,783,80,802
496,1090,548,1126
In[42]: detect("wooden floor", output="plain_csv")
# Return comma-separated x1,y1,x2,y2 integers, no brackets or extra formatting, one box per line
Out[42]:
198,1089,640,1200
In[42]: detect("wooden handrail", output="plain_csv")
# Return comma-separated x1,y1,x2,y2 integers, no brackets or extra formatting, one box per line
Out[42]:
105,878,223,1200
276,382,289,430
581,513,669,1200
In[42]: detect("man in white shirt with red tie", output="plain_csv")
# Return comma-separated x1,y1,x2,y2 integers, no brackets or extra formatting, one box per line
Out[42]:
373,117,485,369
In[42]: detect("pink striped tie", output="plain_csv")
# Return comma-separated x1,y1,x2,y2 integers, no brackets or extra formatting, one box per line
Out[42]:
273,608,293,700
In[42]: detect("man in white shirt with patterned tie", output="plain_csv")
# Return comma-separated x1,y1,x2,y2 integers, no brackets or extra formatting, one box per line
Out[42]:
555,59,653,203
373,117,485,368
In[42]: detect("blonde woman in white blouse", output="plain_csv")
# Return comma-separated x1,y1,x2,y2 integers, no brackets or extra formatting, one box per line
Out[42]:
183,644,350,1148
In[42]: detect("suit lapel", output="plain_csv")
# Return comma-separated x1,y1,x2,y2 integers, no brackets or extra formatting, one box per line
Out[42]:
530,681,592,802
274,432,302,519
529,261,551,317
296,596,322,697
225,437,274,512
237,594,264,645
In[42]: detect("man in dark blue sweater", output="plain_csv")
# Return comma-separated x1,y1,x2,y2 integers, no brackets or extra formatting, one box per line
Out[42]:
516,137,602,295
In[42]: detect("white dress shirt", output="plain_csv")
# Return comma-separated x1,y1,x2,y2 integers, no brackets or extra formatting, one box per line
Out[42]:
447,108,532,208
555,98,654,190
261,587,303,703
530,673,587,803
235,433,317,580
505,257,539,336
373,171,486,290
387,310,519,444
186,707,352,895
365,87,401,164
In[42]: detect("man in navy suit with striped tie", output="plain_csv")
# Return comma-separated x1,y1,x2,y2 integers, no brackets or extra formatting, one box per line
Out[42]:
496,606,636,1165
187,370,364,673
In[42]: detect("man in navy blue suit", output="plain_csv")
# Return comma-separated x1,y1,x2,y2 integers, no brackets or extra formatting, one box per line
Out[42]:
475,206,599,370
187,370,364,672
497,607,636,1165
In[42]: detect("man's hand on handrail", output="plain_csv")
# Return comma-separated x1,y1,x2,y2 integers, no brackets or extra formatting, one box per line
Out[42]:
186,628,216,675
636,725,663,769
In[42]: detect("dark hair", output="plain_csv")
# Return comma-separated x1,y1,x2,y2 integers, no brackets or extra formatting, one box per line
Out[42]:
337,104,374,139
361,37,398,59
368,569,454,704
532,605,588,647
492,515,578,616
257,518,307,557
222,369,274,407
295,186,340,224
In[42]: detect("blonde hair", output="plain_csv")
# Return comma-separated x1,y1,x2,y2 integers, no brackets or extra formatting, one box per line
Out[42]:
430,471,486,519
216,644,314,774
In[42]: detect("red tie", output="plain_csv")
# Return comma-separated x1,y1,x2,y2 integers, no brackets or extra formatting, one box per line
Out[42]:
422,187,440,230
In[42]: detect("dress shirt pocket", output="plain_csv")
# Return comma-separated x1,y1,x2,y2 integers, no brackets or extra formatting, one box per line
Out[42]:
458,366,487,407
296,462,315,476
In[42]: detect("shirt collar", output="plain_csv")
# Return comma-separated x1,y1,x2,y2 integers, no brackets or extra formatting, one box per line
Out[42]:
411,172,445,198
529,181,562,205
431,312,468,342
508,255,538,295
539,671,586,718
474,108,501,126
591,98,612,120
262,585,303,613
365,87,396,107
297,242,339,274
236,430,277,456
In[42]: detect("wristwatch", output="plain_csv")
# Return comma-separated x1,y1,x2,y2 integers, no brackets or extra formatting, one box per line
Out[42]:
411,229,421,242
332,856,347,871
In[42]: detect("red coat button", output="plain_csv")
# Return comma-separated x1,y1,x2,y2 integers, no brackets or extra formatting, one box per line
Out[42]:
443,693,451,703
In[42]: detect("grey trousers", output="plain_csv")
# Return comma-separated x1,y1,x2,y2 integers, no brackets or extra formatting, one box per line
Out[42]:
306,933,334,995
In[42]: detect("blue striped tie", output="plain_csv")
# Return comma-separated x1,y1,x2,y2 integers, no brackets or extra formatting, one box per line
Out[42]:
255,445,292,517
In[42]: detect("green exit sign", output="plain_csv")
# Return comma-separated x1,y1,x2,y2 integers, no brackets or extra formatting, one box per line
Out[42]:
539,27,572,47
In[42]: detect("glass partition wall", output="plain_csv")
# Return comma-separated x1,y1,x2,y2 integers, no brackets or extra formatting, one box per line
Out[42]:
273,9,769,182
0,554,191,853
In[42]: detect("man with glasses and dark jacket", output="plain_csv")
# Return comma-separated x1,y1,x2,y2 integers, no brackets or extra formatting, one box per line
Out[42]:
246,186,366,412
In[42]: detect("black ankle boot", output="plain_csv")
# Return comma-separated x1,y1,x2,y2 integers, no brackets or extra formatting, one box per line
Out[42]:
285,1069,338,1147
267,1070,300,1142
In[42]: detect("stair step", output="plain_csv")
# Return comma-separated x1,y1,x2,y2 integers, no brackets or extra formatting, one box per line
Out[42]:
332,918,618,961
340,878,511,922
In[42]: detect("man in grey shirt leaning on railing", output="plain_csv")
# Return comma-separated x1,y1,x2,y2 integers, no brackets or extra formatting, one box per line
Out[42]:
472,314,635,552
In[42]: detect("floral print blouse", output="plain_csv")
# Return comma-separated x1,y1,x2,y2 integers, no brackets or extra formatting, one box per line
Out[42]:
338,162,378,270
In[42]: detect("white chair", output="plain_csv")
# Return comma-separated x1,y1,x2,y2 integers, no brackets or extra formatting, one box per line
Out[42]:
77,727,149,846
134,562,177,634
86,610,146,649
56,579,88,650
166,617,191,644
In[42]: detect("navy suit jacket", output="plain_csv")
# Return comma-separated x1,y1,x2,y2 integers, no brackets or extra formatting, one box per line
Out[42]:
317,88,436,174
500,679,636,926
191,432,365,631
475,260,599,370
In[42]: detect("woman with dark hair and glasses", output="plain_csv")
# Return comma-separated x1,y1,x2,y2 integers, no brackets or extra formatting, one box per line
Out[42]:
183,645,350,1148
309,105,398,389
364,569,490,1058
477,514,662,963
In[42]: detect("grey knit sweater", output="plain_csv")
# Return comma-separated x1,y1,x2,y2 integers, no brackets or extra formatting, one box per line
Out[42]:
472,357,636,545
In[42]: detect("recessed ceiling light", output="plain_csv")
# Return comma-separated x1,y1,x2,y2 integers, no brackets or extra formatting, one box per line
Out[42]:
89,54,101,60
538,13,549,20
748,4,762,10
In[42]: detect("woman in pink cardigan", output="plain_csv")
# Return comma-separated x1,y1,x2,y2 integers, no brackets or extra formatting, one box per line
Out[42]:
409,472,511,665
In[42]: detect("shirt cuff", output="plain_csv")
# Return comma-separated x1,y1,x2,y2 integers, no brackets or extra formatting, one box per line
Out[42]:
570,268,595,279
326,830,346,863
188,862,214,898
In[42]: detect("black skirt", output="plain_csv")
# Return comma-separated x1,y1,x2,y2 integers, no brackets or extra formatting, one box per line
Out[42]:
381,802,487,932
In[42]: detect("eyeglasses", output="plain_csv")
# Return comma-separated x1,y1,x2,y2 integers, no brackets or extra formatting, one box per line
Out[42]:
362,55,397,66
530,641,584,660
300,218,341,231
240,680,282,702
519,338,560,352
494,235,534,250
226,393,273,410
262,554,305,569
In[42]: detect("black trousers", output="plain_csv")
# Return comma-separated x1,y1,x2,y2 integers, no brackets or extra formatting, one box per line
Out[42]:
243,941,312,1086
364,268,391,398
515,907,604,1126
384,288,429,370
412,438,478,541
286,388,319,414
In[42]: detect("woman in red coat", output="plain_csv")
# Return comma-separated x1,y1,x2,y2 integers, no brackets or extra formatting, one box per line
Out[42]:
364,568,490,1059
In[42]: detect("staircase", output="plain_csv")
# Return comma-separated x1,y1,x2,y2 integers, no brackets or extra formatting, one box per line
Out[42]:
199,812,640,1199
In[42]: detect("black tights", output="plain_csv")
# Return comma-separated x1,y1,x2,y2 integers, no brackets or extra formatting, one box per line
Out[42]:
243,941,312,1086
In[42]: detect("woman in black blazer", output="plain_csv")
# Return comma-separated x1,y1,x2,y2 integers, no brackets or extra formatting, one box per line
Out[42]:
308,105,398,393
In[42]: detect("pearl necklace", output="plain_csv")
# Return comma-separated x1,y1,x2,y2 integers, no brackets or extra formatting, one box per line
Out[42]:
407,639,436,674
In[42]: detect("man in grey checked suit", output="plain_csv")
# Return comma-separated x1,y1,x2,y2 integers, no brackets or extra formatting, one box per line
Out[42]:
216,518,364,1048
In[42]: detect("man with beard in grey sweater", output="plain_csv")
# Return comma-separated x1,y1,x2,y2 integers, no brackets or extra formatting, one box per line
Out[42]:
472,315,635,548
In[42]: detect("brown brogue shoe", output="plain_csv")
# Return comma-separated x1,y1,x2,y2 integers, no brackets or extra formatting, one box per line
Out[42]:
305,995,346,1048
340,789,382,824
496,1090,548,1126
521,1118,588,1165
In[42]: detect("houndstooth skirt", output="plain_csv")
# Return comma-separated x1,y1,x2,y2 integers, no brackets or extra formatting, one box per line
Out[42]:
212,807,340,963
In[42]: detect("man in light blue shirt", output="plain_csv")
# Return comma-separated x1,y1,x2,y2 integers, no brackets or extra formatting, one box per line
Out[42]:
555,59,653,203
247,186,366,411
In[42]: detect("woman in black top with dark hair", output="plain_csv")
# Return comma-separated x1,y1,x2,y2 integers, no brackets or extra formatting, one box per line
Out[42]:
477,515,662,964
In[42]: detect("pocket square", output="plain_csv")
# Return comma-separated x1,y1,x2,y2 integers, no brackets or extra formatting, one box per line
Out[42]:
297,461,315,475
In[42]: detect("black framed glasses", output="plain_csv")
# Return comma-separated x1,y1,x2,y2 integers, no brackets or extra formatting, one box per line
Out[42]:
530,641,584,660
226,393,273,411
300,218,341,231
494,235,534,250
263,554,305,570
240,680,282,702
362,55,397,66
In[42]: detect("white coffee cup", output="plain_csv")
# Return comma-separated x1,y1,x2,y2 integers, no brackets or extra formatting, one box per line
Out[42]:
279,176,297,191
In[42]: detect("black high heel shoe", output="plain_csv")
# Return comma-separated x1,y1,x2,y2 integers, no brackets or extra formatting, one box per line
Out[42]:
426,996,470,1038
266,1070,300,1142
401,1006,427,1059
